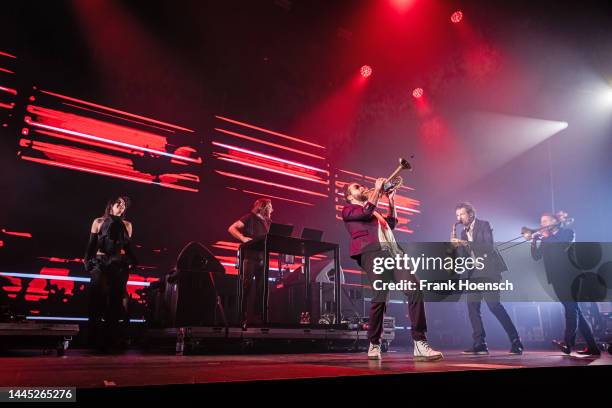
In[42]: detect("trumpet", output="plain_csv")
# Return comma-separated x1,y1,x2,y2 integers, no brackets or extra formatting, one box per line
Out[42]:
384,157,412,193
363,158,413,196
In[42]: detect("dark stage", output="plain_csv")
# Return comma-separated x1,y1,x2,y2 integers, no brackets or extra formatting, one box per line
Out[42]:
1,349,610,400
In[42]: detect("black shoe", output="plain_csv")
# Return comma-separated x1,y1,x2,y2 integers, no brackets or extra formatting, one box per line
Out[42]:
576,347,601,357
552,340,571,355
509,340,524,355
462,344,489,355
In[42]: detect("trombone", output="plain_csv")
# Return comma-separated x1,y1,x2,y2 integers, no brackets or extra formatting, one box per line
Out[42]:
497,212,574,252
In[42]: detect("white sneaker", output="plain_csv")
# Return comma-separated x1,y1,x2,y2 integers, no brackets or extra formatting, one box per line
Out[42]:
413,340,444,362
368,343,382,360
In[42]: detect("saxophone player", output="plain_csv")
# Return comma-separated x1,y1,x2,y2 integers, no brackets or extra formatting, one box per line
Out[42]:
452,202,524,355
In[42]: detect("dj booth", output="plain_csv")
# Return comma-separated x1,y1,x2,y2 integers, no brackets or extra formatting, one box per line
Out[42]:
237,233,341,326
145,231,396,354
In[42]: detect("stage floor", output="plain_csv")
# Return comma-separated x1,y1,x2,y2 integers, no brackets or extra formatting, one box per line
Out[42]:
1,349,610,389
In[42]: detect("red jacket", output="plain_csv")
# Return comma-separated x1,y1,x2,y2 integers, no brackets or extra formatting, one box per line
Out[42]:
342,201,398,259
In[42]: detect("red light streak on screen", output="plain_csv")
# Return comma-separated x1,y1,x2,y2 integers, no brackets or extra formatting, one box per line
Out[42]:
20,130,200,192
40,267,74,297
0,102,14,109
238,189,314,206
0,86,17,95
212,141,327,174
41,90,194,133
215,170,329,198
126,275,158,302
21,154,199,193
2,276,22,294
21,155,152,185
215,115,325,149
24,280,49,302
216,151,324,179
377,199,421,214
37,256,83,263
33,128,143,156
0,67,15,74
214,127,325,160
20,138,155,179
343,268,366,275
0,51,17,58
212,241,240,251
18,90,201,192
1,229,32,238
61,102,177,133
26,106,201,163
216,155,328,185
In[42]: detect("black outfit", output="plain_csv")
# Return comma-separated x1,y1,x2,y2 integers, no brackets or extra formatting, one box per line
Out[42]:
342,202,427,344
85,216,137,350
531,228,598,351
238,212,270,325
458,219,520,348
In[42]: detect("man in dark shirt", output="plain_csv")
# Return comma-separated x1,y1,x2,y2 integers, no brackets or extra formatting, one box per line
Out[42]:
529,212,599,356
228,198,273,326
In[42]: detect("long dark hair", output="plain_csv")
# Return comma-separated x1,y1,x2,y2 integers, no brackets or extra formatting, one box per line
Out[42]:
103,195,131,219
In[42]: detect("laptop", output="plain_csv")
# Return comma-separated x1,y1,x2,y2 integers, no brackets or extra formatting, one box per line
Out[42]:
269,223,294,237
301,227,324,242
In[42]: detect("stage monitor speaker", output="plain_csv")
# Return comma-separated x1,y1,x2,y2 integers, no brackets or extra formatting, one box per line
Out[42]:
165,242,226,327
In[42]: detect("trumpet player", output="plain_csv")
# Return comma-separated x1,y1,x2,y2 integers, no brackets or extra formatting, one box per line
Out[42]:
526,212,599,356
452,202,523,355
342,178,443,362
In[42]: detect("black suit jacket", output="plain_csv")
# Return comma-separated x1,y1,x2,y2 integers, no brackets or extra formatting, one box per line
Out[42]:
458,218,508,276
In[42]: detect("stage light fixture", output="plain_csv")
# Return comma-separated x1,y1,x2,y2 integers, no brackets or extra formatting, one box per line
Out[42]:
451,11,463,23
412,88,424,99
360,65,372,78
600,88,612,107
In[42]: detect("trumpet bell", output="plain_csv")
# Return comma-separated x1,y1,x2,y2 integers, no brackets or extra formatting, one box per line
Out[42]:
399,158,412,171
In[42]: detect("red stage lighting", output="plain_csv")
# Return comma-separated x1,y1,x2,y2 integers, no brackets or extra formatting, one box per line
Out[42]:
451,11,463,23
412,88,424,99
360,65,372,78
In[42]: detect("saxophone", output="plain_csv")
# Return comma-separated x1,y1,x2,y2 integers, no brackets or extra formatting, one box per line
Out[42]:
451,222,459,241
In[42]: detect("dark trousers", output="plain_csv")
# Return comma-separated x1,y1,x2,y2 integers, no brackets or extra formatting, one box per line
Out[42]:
88,257,129,348
241,257,264,325
358,250,427,344
561,301,597,349
467,289,519,346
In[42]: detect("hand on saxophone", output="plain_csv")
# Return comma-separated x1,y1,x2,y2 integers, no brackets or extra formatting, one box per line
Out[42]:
451,223,467,247
450,238,468,247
